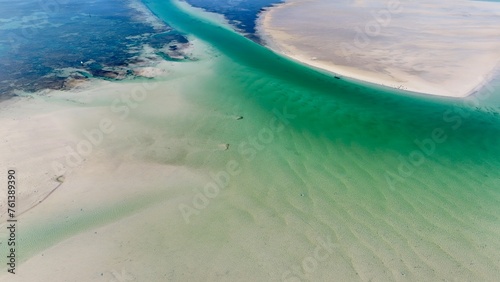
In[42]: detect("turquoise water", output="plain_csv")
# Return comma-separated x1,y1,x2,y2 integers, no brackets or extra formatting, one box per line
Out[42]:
1,0,498,280
142,0,500,162
142,0,500,280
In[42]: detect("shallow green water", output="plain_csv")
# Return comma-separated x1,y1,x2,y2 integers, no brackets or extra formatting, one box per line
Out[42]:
139,0,500,280
2,0,499,280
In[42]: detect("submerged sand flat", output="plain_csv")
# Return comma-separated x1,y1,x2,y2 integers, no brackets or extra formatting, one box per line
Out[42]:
258,0,500,97
1,0,500,281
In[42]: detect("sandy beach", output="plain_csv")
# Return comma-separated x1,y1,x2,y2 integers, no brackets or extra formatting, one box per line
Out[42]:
257,0,500,97
1,0,500,281
0,37,236,280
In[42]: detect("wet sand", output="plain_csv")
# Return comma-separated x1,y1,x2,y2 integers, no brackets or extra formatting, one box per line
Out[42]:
257,0,500,97
1,1,500,281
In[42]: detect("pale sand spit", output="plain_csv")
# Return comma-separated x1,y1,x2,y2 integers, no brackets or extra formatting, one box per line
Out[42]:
257,0,500,97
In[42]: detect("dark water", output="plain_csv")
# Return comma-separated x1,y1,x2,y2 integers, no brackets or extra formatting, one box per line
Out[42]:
184,0,283,41
0,0,188,97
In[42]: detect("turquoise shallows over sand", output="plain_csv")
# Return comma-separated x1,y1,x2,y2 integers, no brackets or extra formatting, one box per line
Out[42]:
1,0,499,280
147,0,500,279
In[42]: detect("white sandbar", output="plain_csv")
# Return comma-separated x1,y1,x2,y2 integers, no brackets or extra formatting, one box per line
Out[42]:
257,0,500,97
